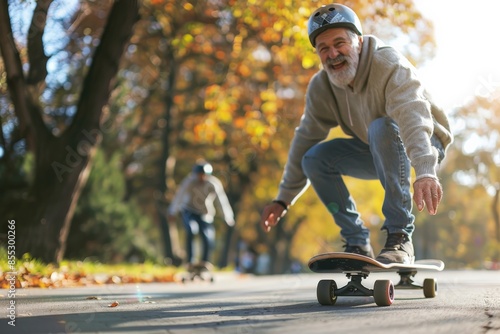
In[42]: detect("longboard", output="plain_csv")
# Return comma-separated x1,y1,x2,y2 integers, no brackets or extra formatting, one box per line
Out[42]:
308,252,444,307
181,262,214,283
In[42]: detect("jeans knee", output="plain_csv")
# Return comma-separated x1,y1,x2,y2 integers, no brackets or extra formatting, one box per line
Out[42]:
301,155,313,179
301,147,321,178
368,117,400,147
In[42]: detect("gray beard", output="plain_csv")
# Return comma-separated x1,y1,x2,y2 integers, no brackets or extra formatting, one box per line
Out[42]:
325,61,357,88
324,44,360,88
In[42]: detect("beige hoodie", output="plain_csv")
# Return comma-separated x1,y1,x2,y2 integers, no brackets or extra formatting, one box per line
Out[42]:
277,35,453,205
168,174,234,223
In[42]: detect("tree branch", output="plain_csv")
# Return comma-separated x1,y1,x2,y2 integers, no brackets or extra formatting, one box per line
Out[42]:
26,0,52,85
0,0,48,149
69,0,139,134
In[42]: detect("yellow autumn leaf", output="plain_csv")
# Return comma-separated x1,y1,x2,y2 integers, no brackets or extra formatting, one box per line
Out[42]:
273,21,284,31
260,89,276,101
261,101,277,114
183,2,193,11
204,100,215,111
233,8,242,18
302,54,316,69
216,102,233,123
182,34,193,44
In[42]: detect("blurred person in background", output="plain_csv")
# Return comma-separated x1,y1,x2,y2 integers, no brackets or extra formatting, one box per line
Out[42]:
169,161,235,266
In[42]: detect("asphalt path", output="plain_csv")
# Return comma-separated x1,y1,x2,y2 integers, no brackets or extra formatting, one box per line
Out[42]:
1,270,499,334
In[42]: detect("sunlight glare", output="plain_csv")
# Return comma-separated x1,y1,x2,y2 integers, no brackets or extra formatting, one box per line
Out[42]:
415,0,500,109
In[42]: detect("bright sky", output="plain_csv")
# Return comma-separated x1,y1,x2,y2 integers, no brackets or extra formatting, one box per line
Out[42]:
414,0,500,111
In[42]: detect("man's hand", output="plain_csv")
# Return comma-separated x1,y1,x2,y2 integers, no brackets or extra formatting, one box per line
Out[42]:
413,177,443,215
260,202,288,232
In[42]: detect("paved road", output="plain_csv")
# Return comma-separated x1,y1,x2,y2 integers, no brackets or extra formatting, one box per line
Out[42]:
1,270,499,333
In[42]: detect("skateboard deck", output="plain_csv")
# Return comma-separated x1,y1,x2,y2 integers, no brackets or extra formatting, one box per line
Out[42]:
309,252,444,273
308,252,444,307
181,262,214,283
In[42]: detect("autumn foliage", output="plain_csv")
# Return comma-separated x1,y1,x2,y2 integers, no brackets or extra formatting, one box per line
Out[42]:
0,0,498,275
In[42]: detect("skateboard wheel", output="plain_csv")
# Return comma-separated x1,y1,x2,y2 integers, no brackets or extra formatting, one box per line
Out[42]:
317,279,338,306
373,280,394,306
423,278,437,298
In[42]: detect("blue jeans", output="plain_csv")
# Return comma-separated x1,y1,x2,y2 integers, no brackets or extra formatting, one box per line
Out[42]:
301,117,444,247
181,210,215,263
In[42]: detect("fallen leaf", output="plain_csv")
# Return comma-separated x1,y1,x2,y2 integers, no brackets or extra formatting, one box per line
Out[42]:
86,296,101,300
108,301,119,307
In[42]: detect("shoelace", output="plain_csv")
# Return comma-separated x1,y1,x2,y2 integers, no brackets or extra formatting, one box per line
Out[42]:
343,243,365,254
384,233,407,250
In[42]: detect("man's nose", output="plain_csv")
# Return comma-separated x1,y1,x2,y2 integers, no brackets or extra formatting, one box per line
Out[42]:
327,47,339,59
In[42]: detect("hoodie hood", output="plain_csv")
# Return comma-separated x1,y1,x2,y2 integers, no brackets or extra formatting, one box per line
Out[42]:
352,35,391,93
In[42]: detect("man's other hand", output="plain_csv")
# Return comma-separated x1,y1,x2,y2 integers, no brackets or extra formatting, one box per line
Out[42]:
413,177,443,215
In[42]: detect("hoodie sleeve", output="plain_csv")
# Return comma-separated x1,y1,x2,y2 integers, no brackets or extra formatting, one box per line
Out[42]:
211,176,234,223
276,71,339,205
380,49,439,179
168,176,191,216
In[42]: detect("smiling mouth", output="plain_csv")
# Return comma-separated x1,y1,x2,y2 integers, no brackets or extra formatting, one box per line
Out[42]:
330,61,347,70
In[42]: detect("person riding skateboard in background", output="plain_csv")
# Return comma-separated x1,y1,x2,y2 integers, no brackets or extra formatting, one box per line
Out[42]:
259,4,453,264
169,160,235,266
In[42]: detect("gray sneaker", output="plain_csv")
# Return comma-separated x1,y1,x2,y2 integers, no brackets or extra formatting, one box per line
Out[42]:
376,233,415,264
344,243,375,259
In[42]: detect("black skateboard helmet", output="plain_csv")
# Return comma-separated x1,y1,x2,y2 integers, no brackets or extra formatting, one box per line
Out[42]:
192,162,213,175
308,3,363,47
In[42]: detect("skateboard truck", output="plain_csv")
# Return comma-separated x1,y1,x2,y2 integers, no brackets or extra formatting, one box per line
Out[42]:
395,270,420,288
336,272,372,297
318,272,395,307
395,270,437,297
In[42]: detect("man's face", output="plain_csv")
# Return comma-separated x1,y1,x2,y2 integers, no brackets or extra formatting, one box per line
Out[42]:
196,172,207,182
315,28,362,88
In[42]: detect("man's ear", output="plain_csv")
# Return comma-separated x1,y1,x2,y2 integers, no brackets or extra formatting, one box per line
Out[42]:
358,36,364,54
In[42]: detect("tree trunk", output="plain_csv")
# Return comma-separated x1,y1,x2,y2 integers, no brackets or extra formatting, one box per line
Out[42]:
156,47,181,265
1,0,140,263
19,139,97,263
